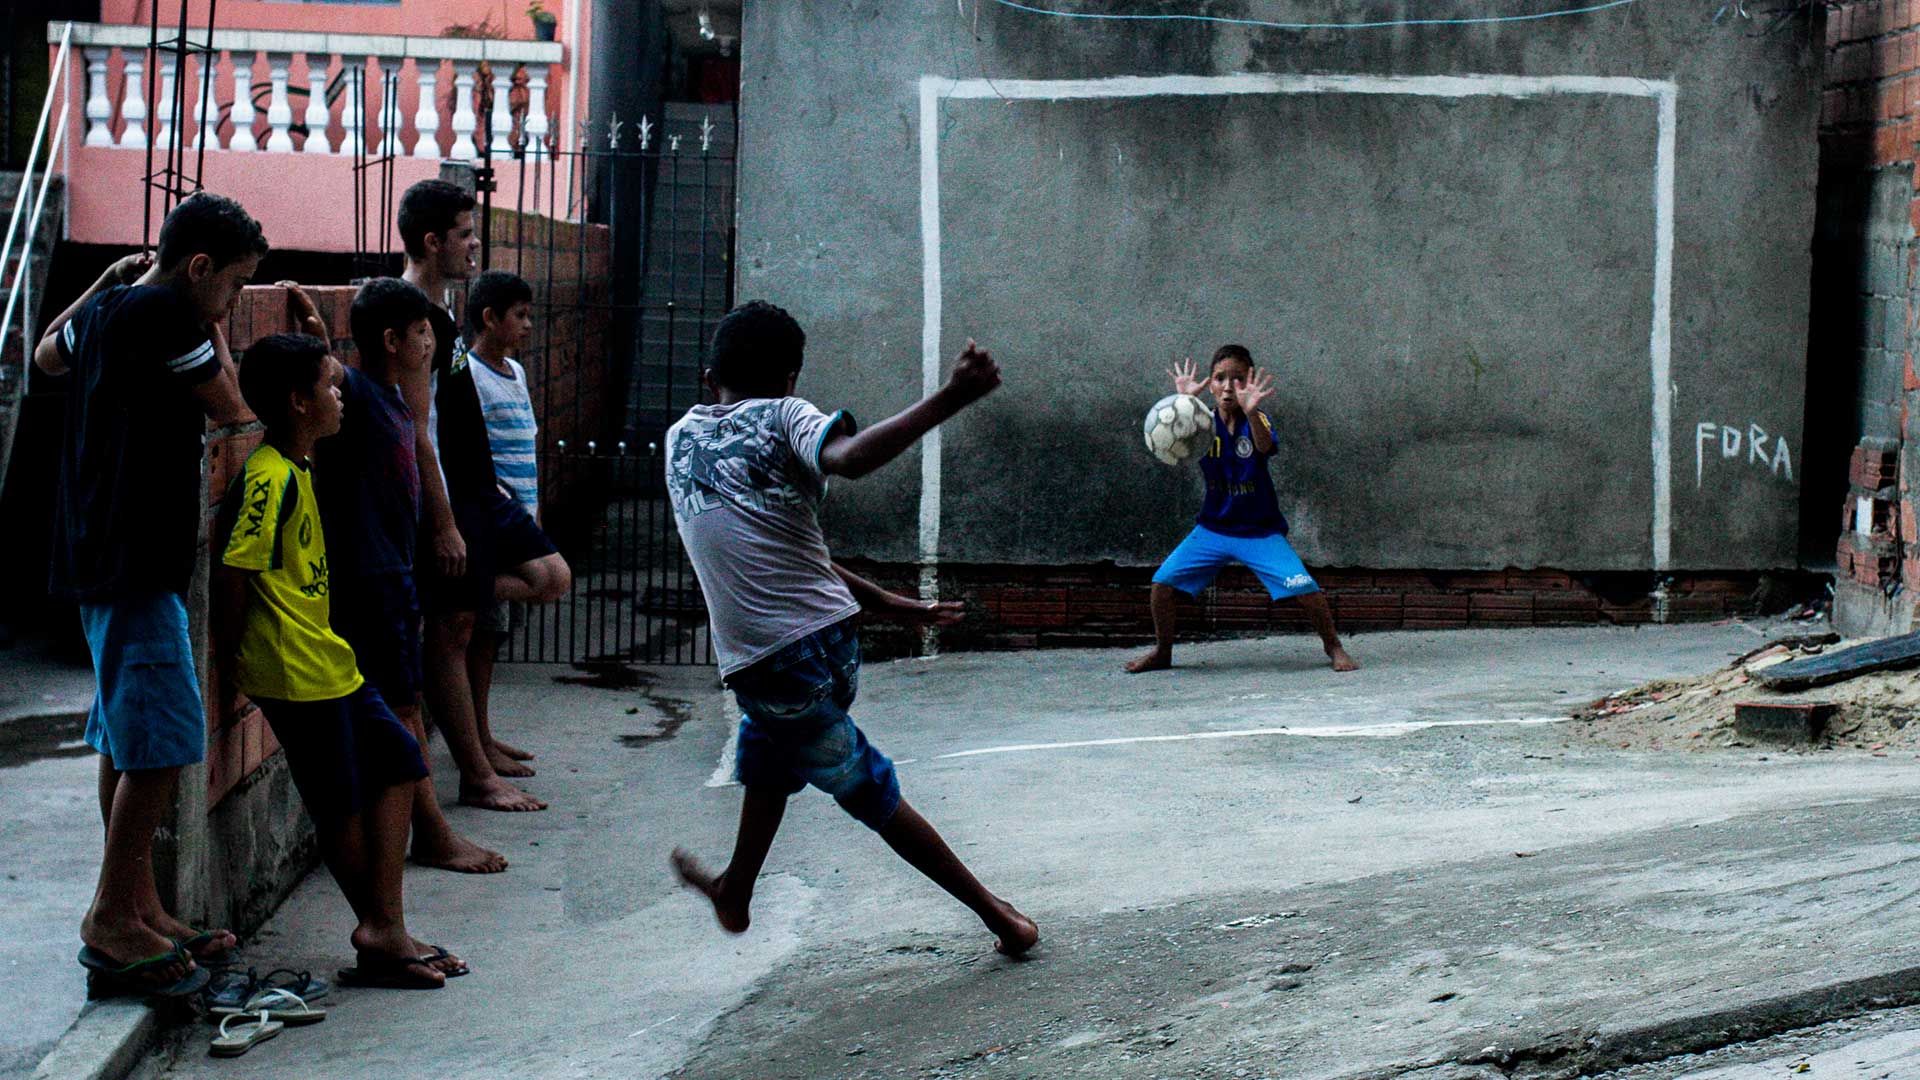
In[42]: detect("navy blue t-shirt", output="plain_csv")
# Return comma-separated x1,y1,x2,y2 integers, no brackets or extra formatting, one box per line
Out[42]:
1196,409,1290,539
315,366,420,578
51,284,218,600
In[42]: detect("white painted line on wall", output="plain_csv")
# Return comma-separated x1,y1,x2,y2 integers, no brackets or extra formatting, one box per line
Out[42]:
916,72,1680,572
933,714,1570,760
1650,87,1678,570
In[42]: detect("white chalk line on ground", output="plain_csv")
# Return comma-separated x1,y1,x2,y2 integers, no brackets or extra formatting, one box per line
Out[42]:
931,715,1571,759
706,714,1570,783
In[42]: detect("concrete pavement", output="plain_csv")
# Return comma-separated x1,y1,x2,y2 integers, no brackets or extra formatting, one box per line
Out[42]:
127,623,1920,1078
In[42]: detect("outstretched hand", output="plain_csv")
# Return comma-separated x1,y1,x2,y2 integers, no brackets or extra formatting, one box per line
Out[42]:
947,339,1001,404
1233,366,1274,415
1168,357,1203,397
892,597,966,626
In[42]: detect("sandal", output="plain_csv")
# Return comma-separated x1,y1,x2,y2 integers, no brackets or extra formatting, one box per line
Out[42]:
260,967,332,1001
211,988,326,1026
78,944,210,999
336,952,446,990
210,1012,284,1057
176,928,236,960
418,944,469,977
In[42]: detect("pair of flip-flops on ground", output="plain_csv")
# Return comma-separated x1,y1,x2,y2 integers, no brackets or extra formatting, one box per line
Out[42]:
208,988,328,1057
337,944,469,989
77,929,234,999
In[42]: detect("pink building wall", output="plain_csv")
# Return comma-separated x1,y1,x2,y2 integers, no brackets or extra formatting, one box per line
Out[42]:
56,0,593,254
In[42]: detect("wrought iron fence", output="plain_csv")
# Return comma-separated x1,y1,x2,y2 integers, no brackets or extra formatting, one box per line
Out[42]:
477,109,736,664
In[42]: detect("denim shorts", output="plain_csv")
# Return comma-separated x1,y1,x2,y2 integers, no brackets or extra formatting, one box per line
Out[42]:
1153,525,1322,602
729,618,901,831
252,684,428,828
80,591,205,771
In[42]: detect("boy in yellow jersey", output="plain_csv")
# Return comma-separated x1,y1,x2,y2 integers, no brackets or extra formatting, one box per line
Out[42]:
212,333,465,989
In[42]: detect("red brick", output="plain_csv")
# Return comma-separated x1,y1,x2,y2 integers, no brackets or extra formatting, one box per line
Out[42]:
1439,571,1510,591
241,715,265,777
1404,615,1470,630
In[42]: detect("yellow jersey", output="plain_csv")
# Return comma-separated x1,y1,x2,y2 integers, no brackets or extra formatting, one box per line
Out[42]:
218,443,363,702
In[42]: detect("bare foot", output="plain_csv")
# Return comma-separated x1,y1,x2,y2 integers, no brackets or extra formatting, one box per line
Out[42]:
81,916,194,986
493,738,535,762
409,937,469,976
671,848,751,933
142,908,236,958
1327,645,1360,673
487,746,535,778
458,777,548,812
412,832,508,874
348,926,446,988
987,901,1040,957
1125,648,1172,674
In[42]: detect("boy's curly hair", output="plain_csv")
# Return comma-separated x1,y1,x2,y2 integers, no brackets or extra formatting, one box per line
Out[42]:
156,192,268,272
1209,344,1253,374
709,300,806,398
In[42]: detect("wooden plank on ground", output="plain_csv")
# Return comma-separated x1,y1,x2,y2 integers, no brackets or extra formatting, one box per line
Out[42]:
1751,630,1920,691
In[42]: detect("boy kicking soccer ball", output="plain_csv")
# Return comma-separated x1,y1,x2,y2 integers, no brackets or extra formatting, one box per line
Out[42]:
666,301,1038,957
1126,345,1359,675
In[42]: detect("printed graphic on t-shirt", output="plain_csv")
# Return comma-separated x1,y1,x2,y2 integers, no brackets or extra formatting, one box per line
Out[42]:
666,399,835,522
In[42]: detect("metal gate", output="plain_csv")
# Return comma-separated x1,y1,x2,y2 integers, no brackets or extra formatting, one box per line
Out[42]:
481,106,735,665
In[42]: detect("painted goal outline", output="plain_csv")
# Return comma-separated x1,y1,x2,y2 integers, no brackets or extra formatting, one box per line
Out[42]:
915,72,1680,610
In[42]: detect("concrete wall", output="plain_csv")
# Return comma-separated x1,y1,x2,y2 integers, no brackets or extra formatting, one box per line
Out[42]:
736,0,1819,573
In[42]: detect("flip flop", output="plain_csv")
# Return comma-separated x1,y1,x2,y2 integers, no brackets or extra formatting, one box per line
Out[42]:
211,988,326,1026
418,944,469,977
260,967,332,1001
336,952,446,990
176,929,236,960
78,944,210,999
210,1012,284,1057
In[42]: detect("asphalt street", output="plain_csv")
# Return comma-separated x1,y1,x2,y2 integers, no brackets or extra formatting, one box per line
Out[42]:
19,622,1918,1079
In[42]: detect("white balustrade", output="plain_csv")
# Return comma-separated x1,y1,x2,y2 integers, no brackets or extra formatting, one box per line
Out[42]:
338,57,364,156
83,48,112,146
489,63,514,155
264,53,293,152
191,55,219,150
412,60,441,159
51,24,564,164
229,53,257,151
449,61,479,161
153,52,175,150
302,54,331,154
117,54,145,149
524,67,549,160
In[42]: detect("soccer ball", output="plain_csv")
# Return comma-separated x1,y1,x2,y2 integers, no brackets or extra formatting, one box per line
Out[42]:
1142,393,1214,466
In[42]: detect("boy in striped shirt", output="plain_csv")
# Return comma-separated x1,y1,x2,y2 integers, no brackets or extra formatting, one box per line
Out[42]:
462,270,558,774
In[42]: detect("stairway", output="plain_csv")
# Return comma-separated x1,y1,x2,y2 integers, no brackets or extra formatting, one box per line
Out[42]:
625,103,736,438
0,170,65,503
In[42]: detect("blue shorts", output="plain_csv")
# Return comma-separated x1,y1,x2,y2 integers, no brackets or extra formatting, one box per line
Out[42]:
252,685,428,828
1153,525,1322,601
80,592,205,771
729,618,901,831
332,573,423,708
421,491,558,613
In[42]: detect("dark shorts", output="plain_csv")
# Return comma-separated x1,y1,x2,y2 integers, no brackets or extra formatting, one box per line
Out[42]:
332,573,423,708
420,491,558,613
80,591,205,771
730,618,900,831
253,684,428,827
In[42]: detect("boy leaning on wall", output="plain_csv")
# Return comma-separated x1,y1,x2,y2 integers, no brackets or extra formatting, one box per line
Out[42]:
35,192,262,997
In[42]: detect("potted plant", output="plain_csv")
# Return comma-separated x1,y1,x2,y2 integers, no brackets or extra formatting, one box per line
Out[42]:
527,0,557,41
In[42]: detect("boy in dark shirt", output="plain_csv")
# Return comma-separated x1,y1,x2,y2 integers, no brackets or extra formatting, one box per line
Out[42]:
1126,345,1359,674
290,279,507,874
33,192,263,995
397,179,567,813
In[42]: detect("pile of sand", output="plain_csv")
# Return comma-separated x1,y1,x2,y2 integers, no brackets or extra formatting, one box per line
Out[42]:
1570,633,1920,753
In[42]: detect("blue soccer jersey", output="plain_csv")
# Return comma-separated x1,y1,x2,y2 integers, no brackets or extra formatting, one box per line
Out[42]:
1195,409,1289,538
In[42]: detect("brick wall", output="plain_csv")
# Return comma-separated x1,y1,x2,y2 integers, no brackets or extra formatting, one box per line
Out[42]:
1824,1,1920,632
846,560,1796,661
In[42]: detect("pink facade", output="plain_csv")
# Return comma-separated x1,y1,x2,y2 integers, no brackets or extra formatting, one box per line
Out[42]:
51,0,594,254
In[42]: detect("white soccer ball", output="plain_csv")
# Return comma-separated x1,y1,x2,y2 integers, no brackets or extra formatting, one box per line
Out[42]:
1142,393,1213,466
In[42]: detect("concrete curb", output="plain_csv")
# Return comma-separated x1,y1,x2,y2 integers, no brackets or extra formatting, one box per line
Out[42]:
1433,963,1920,1079
29,1000,158,1080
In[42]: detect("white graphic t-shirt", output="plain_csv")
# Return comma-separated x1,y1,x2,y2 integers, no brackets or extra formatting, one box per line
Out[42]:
664,397,861,676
